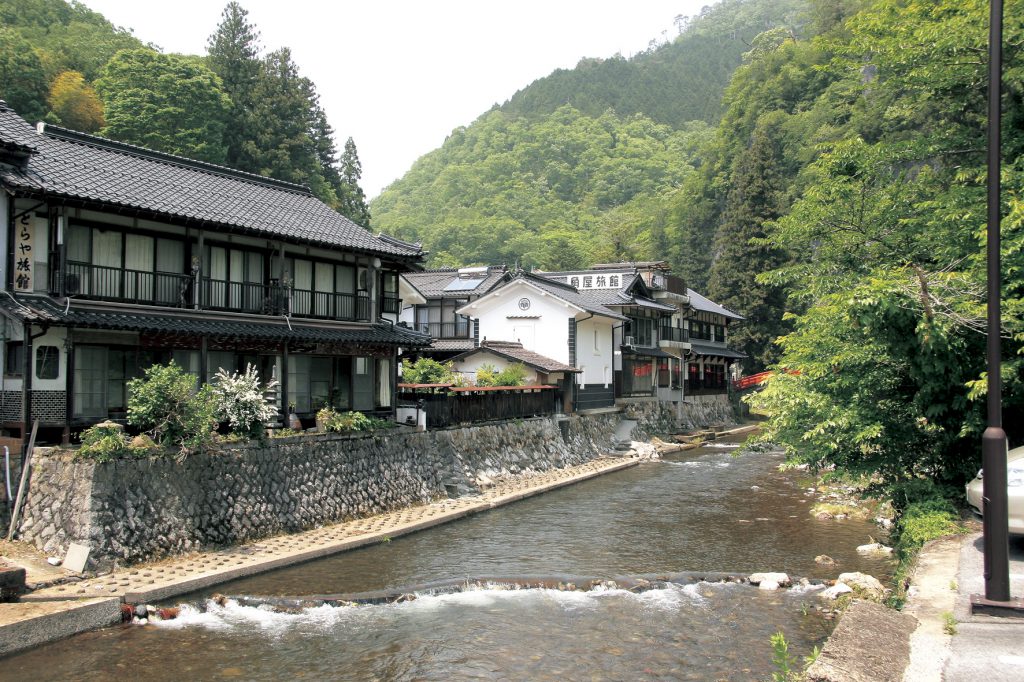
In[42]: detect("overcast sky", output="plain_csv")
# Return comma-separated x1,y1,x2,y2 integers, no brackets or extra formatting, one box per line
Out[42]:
84,1,716,198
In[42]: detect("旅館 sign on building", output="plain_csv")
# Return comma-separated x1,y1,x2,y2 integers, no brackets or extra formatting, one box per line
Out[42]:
14,214,33,291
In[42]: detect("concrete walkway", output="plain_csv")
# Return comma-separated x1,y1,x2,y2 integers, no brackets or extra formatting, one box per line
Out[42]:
901,530,1024,681
1,455,638,655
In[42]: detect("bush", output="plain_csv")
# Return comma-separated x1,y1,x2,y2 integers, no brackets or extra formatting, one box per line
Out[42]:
896,498,960,554
211,364,278,441
127,362,218,459
317,408,395,433
77,422,150,462
475,362,529,387
401,357,463,385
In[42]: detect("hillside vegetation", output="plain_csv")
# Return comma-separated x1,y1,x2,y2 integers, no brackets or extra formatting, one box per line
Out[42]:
0,0,370,223
377,0,1024,498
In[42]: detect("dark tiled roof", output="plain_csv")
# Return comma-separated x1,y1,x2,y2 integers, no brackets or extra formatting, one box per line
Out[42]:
0,102,38,154
0,295,430,346
538,270,674,313
427,339,476,352
687,289,745,320
0,107,421,259
452,340,580,373
689,340,747,359
403,267,506,298
510,272,627,321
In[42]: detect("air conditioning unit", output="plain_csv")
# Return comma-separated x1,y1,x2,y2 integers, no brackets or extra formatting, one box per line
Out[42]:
624,335,635,347
64,273,80,295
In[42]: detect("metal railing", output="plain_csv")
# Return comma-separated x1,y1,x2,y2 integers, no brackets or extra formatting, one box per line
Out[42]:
413,320,471,339
201,278,284,314
290,288,370,321
380,294,401,315
659,326,690,343
59,263,381,322
62,261,192,307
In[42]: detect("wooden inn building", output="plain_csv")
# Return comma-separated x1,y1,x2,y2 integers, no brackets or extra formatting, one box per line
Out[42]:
0,102,429,444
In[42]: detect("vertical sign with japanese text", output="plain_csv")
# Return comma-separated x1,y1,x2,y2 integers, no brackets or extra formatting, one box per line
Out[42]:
14,214,33,291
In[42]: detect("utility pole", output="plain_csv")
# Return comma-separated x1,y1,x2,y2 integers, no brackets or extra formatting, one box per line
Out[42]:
972,0,1018,614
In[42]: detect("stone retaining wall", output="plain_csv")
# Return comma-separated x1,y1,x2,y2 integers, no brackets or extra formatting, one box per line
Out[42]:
16,414,619,568
624,395,738,439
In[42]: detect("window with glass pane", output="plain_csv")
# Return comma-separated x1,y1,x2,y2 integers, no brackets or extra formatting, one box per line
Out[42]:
353,356,373,411
74,346,106,418
376,358,391,409
125,233,154,301
92,229,122,298
310,357,332,409
35,346,59,380
5,342,24,375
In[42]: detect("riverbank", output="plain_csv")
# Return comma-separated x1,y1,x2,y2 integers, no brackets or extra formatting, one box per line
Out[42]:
0,454,638,657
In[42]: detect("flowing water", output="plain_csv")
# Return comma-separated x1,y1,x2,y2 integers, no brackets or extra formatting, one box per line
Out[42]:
2,438,894,681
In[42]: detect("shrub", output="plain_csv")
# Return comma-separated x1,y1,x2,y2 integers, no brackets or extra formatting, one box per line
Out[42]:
77,422,151,462
127,362,217,459
475,362,529,387
401,357,462,385
211,364,278,441
317,408,394,433
896,498,960,554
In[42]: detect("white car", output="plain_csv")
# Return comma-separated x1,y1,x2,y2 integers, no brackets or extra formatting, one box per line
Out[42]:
966,444,1024,536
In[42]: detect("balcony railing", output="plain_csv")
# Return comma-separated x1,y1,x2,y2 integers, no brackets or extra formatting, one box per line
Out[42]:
62,261,192,307
58,262,382,323
413,320,471,339
380,294,401,315
290,288,370,321
659,326,690,343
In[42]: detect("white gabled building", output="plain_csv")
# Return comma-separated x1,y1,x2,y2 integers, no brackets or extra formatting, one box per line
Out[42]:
456,270,625,410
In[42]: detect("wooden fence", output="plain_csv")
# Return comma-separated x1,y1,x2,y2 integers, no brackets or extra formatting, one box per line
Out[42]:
397,384,562,429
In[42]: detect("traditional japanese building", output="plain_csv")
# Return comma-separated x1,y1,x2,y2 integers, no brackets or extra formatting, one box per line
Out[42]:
0,102,428,444
398,266,506,359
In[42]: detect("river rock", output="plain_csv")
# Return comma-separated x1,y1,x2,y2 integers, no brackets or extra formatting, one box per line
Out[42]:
837,572,886,601
629,441,660,460
749,572,791,590
815,555,836,566
819,582,853,600
856,542,893,555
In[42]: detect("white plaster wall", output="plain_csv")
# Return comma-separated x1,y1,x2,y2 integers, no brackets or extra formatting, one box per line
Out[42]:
28,327,67,391
466,282,571,365
575,317,614,388
452,352,542,385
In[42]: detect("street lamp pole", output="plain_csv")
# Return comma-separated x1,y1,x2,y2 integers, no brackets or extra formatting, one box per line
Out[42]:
981,0,1010,604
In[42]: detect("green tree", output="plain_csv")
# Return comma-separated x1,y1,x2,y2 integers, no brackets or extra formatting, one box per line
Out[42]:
95,48,230,163
338,136,371,226
47,69,104,131
707,112,792,370
206,1,261,170
0,27,48,121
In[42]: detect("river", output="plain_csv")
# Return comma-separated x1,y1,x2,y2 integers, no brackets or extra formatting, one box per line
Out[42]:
2,438,893,681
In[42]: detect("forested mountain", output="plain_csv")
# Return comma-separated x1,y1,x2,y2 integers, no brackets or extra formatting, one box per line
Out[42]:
499,0,806,127
372,0,809,281
375,0,1024,496
0,0,371,224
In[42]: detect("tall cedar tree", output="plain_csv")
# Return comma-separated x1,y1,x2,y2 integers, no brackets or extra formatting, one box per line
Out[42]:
706,114,790,371
206,2,261,171
339,137,371,226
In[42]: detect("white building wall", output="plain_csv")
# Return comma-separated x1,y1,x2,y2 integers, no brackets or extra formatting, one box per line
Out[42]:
575,317,614,388
469,283,570,365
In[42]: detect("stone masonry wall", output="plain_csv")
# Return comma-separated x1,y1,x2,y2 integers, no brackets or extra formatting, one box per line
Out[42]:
17,413,619,568
624,395,738,440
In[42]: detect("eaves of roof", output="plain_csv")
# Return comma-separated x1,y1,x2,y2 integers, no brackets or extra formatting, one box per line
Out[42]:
0,295,431,347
